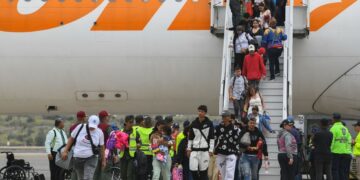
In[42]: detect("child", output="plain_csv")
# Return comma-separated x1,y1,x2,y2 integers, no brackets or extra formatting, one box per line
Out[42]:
151,125,173,163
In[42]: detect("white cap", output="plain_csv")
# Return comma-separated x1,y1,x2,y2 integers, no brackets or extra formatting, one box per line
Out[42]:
248,45,255,52
88,115,100,128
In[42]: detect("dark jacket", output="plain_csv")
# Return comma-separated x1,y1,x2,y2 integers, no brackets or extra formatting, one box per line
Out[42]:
239,127,268,156
214,123,241,155
312,128,333,157
188,117,215,152
176,138,191,180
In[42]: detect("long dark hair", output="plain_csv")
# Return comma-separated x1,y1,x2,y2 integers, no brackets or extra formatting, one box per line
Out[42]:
153,120,166,133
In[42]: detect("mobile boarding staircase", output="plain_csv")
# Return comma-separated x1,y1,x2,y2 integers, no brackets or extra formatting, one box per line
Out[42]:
211,0,309,179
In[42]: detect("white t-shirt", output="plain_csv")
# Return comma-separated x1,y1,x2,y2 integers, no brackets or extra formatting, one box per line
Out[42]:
71,124,104,158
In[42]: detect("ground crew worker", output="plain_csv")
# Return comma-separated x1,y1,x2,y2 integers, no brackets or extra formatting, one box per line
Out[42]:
330,113,352,180
45,118,68,180
134,115,144,130
137,116,154,180
353,120,360,179
187,105,215,180
120,115,141,180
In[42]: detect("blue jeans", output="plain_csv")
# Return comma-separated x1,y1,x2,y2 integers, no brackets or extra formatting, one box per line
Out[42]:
235,157,241,180
240,154,259,180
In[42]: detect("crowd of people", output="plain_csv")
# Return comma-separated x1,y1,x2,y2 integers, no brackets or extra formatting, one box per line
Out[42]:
229,0,287,81
44,105,277,180
44,110,360,180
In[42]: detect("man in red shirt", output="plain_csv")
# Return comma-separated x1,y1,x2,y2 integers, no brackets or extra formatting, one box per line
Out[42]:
69,111,87,133
242,45,266,89
94,110,113,180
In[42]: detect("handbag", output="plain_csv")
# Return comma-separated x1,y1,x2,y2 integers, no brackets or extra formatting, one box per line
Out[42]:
86,124,100,155
172,165,183,180
55,124,84,170
239,132,251,153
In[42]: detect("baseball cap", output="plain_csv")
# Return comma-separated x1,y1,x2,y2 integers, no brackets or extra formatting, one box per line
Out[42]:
172,123,180,129
353,120,360,127
280,119,290,128
183,120,191,128
88,115,100,128
248,45,255,52
76,111,86,118
333,113,341,120
221,110,231,117
99,110,110,119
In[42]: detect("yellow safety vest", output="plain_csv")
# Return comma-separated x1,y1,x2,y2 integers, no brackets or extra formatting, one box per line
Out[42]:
137,127,153,156
170,147,174,157
119,128,137,158
176,132,186,153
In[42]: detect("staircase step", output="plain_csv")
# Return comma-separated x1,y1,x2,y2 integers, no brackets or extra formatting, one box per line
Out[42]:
259,82,283,89
262,95,283,103
265,102,283,110
260,89,283,96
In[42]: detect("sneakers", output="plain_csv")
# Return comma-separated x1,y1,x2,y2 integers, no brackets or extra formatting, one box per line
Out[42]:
269,77,275,81
275,72,281,77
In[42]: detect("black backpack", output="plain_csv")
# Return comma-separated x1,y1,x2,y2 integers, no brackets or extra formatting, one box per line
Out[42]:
245,33,259,49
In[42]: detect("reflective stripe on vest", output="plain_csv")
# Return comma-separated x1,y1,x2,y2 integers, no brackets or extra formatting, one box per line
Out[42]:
137,127,153,156
119,127,137,158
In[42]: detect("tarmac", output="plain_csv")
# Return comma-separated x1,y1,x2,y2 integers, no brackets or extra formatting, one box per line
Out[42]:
0,147,50,179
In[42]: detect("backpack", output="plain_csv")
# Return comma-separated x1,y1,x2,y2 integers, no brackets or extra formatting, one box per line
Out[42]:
245,33,259,49
232,75,248,99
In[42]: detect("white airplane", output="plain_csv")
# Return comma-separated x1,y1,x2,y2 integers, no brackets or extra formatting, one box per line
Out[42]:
0,0,359,119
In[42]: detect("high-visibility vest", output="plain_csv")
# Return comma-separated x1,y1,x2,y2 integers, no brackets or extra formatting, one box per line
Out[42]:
330,122,352,154
119,128,137,158
176,132,186,153
137,127,153,156
170,148,174,157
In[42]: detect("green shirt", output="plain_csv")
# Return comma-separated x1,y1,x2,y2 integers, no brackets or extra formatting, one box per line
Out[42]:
330,122,352,154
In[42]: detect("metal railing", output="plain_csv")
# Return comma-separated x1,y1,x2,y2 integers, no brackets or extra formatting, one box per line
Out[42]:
218,0,233,114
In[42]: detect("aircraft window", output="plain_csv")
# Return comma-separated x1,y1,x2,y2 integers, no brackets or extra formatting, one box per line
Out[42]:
82,93,89,98
175,0,182,2
142,0,149,3
92,0,97,2
98,93,105,98
25,0,30,2
41,0,48,2
115,93,122,98
109,0,116,2
158,0,165,3
75,0,81,2
125,0,132,3
58,0,64,2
